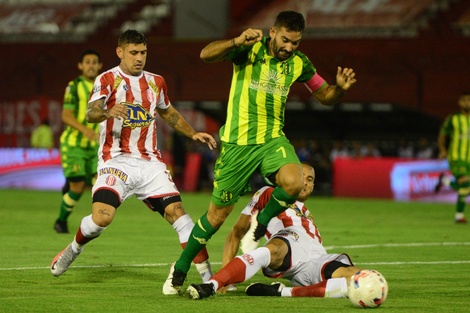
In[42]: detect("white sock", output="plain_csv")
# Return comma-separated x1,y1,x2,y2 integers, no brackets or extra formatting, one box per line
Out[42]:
172,214,193,243
195,259,213,282
325,278,348,298
238,247,271,281
455,212,465,220
281,287,293,297
208,279,219,291
73,214,106,253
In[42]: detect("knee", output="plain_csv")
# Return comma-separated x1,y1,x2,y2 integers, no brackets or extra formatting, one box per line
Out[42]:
279,174,303,197
91,203,115,227
277,165,303,197
207,204,233,228
266,240,288,268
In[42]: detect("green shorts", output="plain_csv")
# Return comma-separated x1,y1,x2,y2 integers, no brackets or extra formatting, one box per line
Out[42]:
211,136,300,206
448,160,470,178
60,145,98,185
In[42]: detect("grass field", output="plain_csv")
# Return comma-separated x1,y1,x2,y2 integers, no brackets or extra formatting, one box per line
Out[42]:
0,189,469,312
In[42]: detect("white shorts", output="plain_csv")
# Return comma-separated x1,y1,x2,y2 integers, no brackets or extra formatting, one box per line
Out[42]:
262,226,353,286
92,155,179,203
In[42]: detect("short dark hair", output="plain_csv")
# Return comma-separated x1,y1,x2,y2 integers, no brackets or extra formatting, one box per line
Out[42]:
274,11,305,33
118,29,147,47
79,49,100,63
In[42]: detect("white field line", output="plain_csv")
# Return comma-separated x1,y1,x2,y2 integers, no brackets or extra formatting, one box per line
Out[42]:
1,241,469,271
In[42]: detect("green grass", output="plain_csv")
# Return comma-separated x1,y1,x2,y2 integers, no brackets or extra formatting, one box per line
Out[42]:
0,189,469,312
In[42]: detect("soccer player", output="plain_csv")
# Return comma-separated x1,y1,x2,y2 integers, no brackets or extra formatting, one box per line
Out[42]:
50,30,217,291
54,49,102,233
186,163,363,299
435,91,470,224
169,10,357,291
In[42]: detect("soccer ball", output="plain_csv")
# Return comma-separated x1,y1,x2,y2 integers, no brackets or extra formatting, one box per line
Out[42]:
348,269,388,308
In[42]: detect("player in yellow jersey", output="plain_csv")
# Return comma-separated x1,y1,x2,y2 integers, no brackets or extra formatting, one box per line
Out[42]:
54,49,102,233
168,10,357,293
436,91,470,224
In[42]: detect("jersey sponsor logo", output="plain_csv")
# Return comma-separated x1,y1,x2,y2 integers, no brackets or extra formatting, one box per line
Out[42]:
249,69,289,96
121,102,154,129
123,84,129,91
99,167,128,182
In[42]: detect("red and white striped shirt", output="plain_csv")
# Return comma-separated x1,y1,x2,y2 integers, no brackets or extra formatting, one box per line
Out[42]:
241,186,323,245
89,66,170,163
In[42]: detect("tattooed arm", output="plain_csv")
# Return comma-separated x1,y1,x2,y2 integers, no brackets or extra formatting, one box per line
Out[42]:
86,98,128,123
157,105,217,150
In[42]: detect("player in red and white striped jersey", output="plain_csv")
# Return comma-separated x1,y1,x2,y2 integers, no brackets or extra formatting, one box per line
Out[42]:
50,30,217,291
186,163,365,300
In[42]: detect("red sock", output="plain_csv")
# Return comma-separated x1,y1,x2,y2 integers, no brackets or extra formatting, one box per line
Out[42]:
75,228,98,245
291,280,327,297
211,258,247,287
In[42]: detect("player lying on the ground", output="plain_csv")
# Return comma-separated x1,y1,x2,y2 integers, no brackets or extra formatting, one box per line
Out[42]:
186,163,370,299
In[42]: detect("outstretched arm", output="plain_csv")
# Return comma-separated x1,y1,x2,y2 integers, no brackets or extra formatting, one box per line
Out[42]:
157,105,217,150
200,28,263,63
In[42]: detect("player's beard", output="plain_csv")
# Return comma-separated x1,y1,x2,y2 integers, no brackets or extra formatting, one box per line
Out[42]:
270,40,291,61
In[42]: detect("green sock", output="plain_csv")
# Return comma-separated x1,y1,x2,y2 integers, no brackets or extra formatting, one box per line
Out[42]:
175,212,217,273
58,191,82,221
450,180,458,190
456,181,470,213
457,195,466,213
257,187,297,226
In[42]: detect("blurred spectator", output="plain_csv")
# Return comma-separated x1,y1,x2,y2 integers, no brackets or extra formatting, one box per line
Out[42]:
415,137,434,159
329,140,349,161
397,138,414,158
361,141,381,158
295,139,311,162
31,119,54,149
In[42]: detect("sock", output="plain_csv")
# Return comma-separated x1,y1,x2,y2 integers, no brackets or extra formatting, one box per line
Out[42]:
291,281,327,297
195,259,213,282
290,278,348,298
174,212,217,273
456,195,466,213
450,179,458,190
74,214,106,247
325,278,348,298
281,287,293,297
61,179,70,195
257,187,297,226
58,191,82,221
210,247,271,291
172,214,210,265
172,214,193,242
